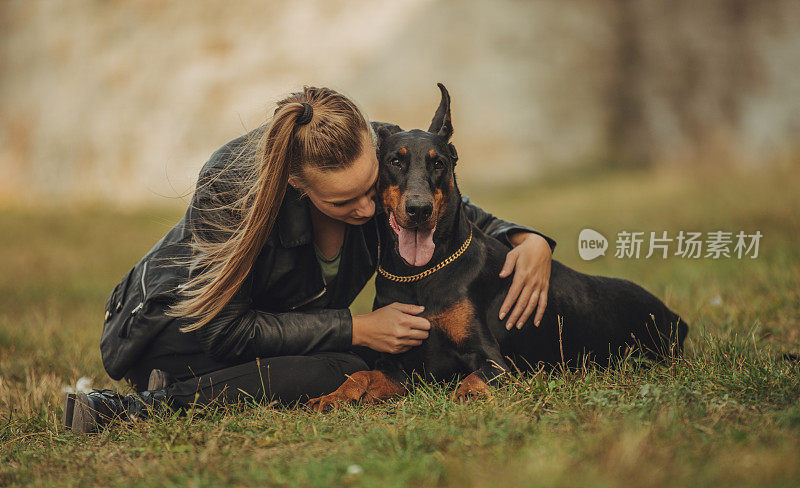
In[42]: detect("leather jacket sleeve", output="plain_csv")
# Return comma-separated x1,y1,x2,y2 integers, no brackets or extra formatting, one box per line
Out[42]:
189,271,353,363
462,196,557,252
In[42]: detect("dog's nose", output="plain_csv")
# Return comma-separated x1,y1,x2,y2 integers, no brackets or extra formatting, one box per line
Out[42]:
405,199,433,224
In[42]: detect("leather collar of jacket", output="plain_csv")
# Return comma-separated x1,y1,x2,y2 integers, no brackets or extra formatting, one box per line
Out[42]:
270,186,314,248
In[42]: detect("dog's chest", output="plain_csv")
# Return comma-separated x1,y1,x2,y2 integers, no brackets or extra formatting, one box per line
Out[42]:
424,298,477,345
376,279,478,345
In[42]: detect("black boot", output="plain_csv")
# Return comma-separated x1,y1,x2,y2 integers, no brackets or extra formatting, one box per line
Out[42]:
67,388,172,434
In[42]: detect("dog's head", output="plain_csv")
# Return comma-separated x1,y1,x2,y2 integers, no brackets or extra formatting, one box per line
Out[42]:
375,83,460,267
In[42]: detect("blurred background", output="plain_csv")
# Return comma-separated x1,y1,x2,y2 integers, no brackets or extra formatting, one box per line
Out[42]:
2,0,798,205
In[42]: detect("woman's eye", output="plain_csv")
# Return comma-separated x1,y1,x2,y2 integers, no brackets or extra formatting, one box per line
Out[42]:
389,158,401,167
433,160,445,170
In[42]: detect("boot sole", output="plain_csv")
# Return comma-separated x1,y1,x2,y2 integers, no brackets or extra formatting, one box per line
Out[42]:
147,369,170,391
71,393,108,434
62,393,75,430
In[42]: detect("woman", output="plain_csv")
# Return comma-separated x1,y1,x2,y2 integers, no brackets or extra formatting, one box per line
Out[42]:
65,86,556,433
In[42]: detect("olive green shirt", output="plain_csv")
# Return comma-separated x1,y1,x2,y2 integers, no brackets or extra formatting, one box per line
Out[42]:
314,243,341,285
307,243,341,309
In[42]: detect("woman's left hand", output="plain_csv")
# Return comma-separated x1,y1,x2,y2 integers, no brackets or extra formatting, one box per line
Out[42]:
498,233,552,330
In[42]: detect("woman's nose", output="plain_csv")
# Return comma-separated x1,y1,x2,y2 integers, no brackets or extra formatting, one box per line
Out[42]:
353,197,375,218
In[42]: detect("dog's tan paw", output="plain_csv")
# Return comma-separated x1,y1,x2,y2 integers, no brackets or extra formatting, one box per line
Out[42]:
451,372,492,402
307,393,351,413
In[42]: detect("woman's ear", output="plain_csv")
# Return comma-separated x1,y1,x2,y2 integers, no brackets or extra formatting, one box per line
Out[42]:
288,176,311,199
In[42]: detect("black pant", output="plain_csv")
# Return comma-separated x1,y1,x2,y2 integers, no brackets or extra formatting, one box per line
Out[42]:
126,351,369,409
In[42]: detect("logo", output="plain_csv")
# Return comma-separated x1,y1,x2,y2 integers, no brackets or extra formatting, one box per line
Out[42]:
578,228,608,261
577,229,762,260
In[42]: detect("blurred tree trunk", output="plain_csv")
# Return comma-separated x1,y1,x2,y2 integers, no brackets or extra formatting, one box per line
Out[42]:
605,0,766,168
607,0,649,167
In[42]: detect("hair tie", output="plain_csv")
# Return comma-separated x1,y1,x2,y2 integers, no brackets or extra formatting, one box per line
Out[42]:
297,103,313,126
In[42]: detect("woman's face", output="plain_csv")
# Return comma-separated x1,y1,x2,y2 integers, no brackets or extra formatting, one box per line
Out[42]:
295,133,379,226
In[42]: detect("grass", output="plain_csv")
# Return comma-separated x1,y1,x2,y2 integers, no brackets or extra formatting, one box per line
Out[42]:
1,163,799,487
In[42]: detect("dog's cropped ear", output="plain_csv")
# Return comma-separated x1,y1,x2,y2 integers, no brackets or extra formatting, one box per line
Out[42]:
428,83,453,141
371,121,402,152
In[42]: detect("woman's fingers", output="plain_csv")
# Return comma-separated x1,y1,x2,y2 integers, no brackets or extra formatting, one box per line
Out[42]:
499,278,523,321
506,282,534,330
498,250,519,279
405,315,431,330
405,327,430,340
390,302,430,329
517,290,541,329
391,302,425,314
533,286,548,326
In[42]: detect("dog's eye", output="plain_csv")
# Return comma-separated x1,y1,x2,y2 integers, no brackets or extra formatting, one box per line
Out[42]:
389,158,401,167
433,160,445,170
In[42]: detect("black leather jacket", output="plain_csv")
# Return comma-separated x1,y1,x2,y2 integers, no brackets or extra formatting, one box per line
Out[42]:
100,129,557,380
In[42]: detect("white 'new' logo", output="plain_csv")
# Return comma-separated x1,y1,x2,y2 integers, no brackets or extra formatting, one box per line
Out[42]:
578,228,608,260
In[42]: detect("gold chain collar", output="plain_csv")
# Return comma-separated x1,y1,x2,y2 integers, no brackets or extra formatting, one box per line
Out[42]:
377,228,472,283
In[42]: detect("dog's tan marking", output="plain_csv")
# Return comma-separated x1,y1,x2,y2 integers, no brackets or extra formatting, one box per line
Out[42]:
428,149,437,159
433,173,455,220
433,187,447,220
381,185,404,214
398,147,407,156
429,298,476,345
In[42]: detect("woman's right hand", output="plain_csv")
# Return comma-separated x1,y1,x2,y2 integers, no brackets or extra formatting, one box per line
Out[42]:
352,302,430,354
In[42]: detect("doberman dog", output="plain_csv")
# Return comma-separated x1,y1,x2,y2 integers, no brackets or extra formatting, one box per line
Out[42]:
307,84,688,410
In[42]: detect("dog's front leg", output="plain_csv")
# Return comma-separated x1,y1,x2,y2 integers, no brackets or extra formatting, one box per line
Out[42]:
307,370,407,412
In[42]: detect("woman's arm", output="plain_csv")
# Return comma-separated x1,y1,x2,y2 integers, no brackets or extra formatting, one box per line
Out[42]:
187,271,355,362
461,196,555,330
187,270,430,362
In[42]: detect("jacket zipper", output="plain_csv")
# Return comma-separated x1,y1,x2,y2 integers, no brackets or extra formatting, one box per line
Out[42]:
289,265,327,311
288,286,326,310
130,261,148,314
122,261,148,337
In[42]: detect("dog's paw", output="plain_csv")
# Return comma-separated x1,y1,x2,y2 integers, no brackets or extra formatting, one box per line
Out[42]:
451,373,492,402
307,371,407,412
306,393,351,413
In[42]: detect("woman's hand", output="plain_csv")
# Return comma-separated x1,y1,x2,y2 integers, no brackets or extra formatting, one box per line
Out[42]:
352,302,430,354
498,233,552,330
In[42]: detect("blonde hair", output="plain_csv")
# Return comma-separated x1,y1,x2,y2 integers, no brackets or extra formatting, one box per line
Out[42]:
166,86,372,332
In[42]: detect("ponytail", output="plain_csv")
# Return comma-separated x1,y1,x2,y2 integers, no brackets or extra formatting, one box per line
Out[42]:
166,87,371,332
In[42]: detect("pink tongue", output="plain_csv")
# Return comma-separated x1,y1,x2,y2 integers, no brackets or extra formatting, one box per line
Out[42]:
397,226,435,266
390,213,435,266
